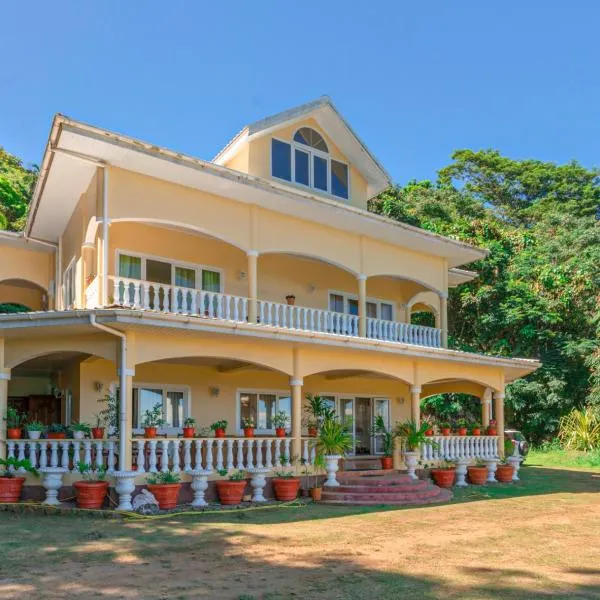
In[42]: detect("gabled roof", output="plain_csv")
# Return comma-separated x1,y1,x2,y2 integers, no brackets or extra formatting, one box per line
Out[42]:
213,96,392,198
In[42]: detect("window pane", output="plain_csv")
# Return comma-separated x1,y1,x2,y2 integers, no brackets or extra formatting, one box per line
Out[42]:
294,149,309,186
146,259,171,284
118,255,142,279
137,388,163,427
380,303,393,321
166,391,185,427
175,267,195,288
367,302,378,318
202,270,221,292
329,293,344,313
348,298,359,316
331,160,349,199
321,395,336,415
313,155,327,191
258,393,277,429
239,393,257,429
294,128,328,152
272,139,291,181
277,395,291,426
374,399,390,453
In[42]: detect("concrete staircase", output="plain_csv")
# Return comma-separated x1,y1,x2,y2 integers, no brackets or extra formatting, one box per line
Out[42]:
321,470,452,506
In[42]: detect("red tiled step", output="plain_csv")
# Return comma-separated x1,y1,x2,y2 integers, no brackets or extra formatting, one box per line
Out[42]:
333,481,430,494
320,488,453,506
321,487,442,503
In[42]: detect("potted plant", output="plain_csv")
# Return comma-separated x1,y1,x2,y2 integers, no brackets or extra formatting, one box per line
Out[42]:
96,392,118,435
142,402,164,438
487,418,498,436
430,459,456,488
372,415,396,469
456,419,468,436
242,417,255,438
47,423,67,439
304,394,333,437
5,407,25,439
272,455,301,501
439,422,452,436
272,411,288,438
308,453,326,501
306,419,319,437
70,422,91,440
0,457,39,502
423,420,434,436
396,420,435,479
215,469,247,505
285,294,296,306
210,420,228,438
73,462,109,509
91,414,105,439
26,421,45,440
146,470,182,509
183,417,196,438
316,415,354,487
471,421,482,436
495,459,515,483
467,459,488,485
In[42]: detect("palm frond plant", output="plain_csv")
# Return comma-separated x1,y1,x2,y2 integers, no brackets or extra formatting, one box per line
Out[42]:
0,457,39,502
304,394,335,435
371,415,397,469
558,407,600,452
395,420,438,452
316,415,354,457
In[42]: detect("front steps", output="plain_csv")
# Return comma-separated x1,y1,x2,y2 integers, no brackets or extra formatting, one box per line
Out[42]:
321,471,452,506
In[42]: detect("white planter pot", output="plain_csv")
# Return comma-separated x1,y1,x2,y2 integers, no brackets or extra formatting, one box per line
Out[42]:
247,468,271,502
113,471,138,511
73,431,86,440
404,451,420,480
324,455,341,487
485,458,498,483
189,469,213,507
28,430,42,440
40,467,67,505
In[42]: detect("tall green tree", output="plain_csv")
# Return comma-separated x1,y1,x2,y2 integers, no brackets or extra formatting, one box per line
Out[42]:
370,152,600,443
0,147,38,231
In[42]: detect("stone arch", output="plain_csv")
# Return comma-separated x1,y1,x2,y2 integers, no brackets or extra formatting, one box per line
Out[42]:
0,278,48,312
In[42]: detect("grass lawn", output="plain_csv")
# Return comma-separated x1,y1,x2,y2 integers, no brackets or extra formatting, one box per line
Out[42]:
527,447,600,470
1,466,600,599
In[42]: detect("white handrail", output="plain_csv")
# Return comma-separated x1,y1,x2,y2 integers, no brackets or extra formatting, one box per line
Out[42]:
367,317,441,348
420,435,499,461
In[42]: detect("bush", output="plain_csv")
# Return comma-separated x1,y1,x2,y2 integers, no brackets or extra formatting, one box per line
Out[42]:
558,407,600,452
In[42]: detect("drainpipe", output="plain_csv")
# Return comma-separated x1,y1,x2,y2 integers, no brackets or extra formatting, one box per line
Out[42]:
89,314,127,471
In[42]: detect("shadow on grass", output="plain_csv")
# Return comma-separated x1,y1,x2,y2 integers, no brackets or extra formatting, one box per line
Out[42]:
0,509,599,600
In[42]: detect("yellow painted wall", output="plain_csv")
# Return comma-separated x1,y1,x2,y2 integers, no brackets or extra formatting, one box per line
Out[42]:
0,245,53,293
0,283,45,310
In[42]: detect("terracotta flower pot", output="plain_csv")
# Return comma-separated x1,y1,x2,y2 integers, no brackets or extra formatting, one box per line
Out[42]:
495,464,514,483
467,466,488,485
272,477,301,501
457,427,467,436
216,480,246,505
275,427,286,438
308,427,318,437
472,428,481,436
73,481,109,509
310,486,322,502
487,427,497,436
91,427,105,439
144,427,157,438
285,296,296,306
380,456,393,470
0,476,26,503
182,427,195,438
214,428,226,438
431,468,456,488
425,429,434,436
244,427,255,438
147,483,182,509
47,432,66,439
441,428,451,436
7,428,22,440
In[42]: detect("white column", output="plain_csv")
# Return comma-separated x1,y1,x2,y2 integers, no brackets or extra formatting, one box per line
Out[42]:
0,348,10,460
357,274,367,337
290,378,303,461
494,390,505,457
439,293,448,348
410,385,421,426
481,388,492,427
247,251,258,323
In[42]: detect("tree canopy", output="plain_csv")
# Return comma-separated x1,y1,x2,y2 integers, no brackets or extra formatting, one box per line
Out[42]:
370,150,600,443
0,147,38,231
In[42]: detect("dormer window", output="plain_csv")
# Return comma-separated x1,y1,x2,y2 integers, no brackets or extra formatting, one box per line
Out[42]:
271,127,349,200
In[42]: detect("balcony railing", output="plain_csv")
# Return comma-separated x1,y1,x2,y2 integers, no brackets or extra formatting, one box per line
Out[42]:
107,276,440,348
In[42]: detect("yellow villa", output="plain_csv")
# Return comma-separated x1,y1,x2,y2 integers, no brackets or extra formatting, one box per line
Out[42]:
0,97,538,507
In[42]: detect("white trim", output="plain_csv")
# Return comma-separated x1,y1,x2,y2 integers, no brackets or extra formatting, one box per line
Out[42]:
62,257,76,310
328,289,396,321
115,248,224,293
236,387,291,435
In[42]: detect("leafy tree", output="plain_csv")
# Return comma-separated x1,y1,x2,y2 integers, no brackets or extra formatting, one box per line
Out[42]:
370,152,600,444
0,147,38,231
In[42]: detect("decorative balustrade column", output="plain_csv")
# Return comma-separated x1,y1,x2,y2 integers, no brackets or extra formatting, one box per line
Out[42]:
247,251,259,323
357,275,367,337
410,385,422,427
494,390,505,457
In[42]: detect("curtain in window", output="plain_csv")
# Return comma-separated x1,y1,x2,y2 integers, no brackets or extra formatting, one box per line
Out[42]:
202,270,221,292
118,255,142,279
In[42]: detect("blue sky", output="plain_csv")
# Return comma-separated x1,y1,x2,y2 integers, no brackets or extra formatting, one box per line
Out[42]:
2,1,600,183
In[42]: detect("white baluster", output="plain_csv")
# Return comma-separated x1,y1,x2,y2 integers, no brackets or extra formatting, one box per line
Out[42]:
38,442,47,468
255,439,264,469
60,441,70,469
160,440,170,472
246,439,254,469
106,441,115,474
148,440,158,472
171,440,181,473
28,441,39,468
265,439,273,469
49,441,59,467
83,440,92,465
183,440,192,472
283,439,291,466
113,278,121,305
94,441,104,469
215,439,224,471
302,439,309,465
71,440,81,471
235,438,244,469
205,439,214,471
274,438,281,466
226,439,234,470
136,440,146,473
16,442,26,471
194,439,203,470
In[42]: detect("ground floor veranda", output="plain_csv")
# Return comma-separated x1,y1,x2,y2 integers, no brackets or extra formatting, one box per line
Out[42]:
0,310,537,491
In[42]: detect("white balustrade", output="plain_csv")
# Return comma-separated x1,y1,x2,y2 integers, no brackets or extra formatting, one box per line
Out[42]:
420,436,499,462
132,437,311,473
367,318,441,348
85,276,99,308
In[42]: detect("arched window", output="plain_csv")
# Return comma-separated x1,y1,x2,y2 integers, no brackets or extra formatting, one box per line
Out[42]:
271,127,349,200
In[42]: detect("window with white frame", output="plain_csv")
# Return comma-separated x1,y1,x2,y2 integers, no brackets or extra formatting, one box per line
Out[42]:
117,252,222,292
63,261,76,309
271,127,350,200
131,385,190,428
328,291,394,321
238,390,291,432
